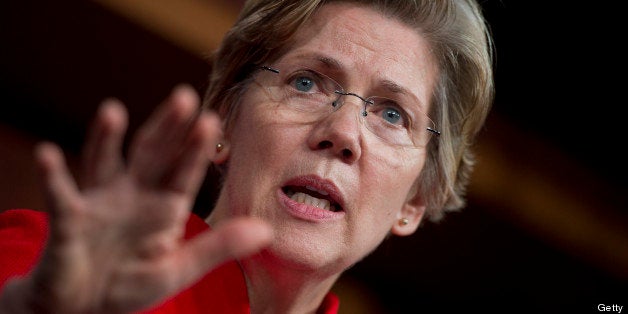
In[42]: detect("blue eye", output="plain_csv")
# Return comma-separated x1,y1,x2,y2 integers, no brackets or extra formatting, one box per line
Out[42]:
381,107,402,125
294,76,314,92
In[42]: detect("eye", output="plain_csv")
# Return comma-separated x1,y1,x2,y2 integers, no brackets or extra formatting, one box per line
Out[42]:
369,98,408,127
381,107,403,125
287,70,323,93
294,76,314,92
282,68,343,110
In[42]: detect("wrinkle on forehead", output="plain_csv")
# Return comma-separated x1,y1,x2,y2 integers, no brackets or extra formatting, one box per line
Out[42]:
309,5,389,66
288,2,437,110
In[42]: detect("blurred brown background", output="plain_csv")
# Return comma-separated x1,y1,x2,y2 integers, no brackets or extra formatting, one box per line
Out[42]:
1,1,626,313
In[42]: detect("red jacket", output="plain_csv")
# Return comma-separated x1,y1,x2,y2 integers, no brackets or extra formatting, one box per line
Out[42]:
0,209,339,313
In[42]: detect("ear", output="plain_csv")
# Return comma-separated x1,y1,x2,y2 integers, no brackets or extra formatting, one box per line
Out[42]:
390,193,426,237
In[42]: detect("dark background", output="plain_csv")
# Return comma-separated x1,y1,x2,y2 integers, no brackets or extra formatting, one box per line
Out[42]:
1,1,626,313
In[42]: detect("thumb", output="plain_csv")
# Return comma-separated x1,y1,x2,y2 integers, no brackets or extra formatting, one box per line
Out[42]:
173,217,273,285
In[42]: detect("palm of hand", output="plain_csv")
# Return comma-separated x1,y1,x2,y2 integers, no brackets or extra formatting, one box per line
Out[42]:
21,86,272,313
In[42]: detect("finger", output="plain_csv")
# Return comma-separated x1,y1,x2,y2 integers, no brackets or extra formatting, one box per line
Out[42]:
128,85,200,187
35,142,83,232
107,218,273,312
173,217,273,287
81,99,128,188
165,111,221,195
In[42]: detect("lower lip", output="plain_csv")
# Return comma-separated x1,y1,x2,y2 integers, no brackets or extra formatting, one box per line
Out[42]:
277,189,345,222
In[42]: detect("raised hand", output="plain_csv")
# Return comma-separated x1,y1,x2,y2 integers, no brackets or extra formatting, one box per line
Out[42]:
0,85,272,314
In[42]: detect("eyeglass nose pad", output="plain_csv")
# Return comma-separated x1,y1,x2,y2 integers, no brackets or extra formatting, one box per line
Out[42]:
331,91,343,110
332,91,369,117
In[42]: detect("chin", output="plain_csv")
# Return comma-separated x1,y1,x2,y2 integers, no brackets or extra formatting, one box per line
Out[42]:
257,228,356,277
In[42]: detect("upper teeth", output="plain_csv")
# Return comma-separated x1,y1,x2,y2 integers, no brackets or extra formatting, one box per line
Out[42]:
290,192,331,211
305,185,329,196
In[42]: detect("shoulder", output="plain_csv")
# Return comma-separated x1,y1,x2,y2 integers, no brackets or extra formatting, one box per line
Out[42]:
320,292,340,314
0,209,49,287
0,209,48,245
183,212,210,239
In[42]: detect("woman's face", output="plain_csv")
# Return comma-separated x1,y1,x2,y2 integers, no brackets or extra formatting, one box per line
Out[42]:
215,2,437,273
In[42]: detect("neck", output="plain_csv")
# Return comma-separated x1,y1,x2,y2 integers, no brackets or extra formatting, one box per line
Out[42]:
239,252,340,314
207,192,341,313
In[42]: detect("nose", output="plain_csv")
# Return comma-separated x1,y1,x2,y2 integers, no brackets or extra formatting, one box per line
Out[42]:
307,95,364,163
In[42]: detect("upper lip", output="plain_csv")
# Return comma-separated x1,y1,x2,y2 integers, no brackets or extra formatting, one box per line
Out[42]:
281,175,345,211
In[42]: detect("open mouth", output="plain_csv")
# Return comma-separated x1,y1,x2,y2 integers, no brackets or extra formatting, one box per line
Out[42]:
282,185,343,212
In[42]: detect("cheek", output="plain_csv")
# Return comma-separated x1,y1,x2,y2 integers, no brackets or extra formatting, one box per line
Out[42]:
223,103,298,216
227,99,304,186
359,148,424,212
233,105,300,159
363,145,425,189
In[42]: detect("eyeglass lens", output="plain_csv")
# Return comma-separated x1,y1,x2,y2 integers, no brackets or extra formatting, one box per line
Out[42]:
256,65,438,148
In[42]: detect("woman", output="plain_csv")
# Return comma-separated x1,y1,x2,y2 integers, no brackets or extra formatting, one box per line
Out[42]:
0,0,494,313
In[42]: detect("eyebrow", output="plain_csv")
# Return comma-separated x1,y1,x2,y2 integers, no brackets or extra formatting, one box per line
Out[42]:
287,52,343,72
381,81,427,115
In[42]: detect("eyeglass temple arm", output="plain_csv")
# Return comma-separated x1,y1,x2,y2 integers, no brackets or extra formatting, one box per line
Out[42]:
427,128,440,136
260,66,279,73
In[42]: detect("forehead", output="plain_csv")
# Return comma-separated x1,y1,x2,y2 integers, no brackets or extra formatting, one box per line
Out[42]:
280,2,437,107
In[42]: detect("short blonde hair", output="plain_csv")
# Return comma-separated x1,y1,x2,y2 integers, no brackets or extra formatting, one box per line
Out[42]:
203,0,494,222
